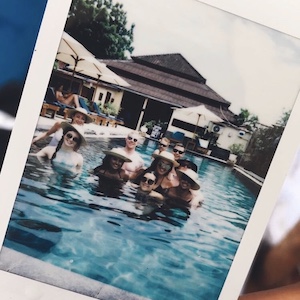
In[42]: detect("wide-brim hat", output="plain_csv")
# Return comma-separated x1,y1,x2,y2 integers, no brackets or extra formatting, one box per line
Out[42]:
61,122,87,145
152,151,179,168
103,148,132,162
177,159,198,173
68,107,93,124
176,168,200,190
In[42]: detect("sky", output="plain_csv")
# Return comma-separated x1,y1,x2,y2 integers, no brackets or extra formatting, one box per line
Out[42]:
117,0,300,125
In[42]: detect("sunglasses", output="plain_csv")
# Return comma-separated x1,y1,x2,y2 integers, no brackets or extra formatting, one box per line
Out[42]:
158,161,172,170
127,136,138,142
173,149,184,154
66,133,80,143
159,143,168,148
141,176,155,185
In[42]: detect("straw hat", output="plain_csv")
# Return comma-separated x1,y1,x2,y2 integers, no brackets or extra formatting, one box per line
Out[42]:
152,151,179,167
103,148,132,162
61,122,86,145
176,168,200,190
68,107,93,124
177,159,198,172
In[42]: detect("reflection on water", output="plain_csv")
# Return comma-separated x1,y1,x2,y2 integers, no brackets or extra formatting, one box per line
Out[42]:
2,138,256,300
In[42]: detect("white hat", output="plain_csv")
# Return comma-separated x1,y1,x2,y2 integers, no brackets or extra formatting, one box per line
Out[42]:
68,107,93,124
61,122,86,145
176,168,200,190
103,148,132,162
152,151,179,167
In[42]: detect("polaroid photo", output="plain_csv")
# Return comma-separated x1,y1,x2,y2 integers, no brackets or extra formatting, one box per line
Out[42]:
1,1,300,300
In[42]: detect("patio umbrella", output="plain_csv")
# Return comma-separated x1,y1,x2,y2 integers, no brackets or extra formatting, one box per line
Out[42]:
56,32,129,88
67,56,130,87
175,105,223,138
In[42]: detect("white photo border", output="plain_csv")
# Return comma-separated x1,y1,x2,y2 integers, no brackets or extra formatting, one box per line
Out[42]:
0,0,71,255
1,1,300,300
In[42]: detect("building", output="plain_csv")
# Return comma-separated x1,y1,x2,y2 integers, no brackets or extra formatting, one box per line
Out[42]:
102,53,236,129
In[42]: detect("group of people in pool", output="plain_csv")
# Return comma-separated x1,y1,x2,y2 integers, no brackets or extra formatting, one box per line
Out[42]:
31,108,203,209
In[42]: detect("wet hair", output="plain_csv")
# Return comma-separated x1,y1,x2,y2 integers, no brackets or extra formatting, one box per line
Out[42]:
51,129,82,161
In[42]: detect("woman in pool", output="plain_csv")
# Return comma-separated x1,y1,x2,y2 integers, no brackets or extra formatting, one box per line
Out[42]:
135,151,179,196
32,107,92,147
166,168,202,209
34,122,86,173
135,171,164,215
93,147,132,182
137,171,164,201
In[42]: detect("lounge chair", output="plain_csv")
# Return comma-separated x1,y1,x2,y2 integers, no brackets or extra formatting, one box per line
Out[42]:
168,131,185,145
79,97,123,127
40,87,72,119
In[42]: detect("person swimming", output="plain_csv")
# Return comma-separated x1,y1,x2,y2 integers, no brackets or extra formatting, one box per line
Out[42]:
32,107,92,147
34,122,86,175
135,151,179,196
93,147,132,182
166,168,202,209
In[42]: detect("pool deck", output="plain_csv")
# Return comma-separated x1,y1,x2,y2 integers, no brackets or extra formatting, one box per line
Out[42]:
0,246,149,300
35,115,133,138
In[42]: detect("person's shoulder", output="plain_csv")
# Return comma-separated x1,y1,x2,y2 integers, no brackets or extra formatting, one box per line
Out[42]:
153,149,159,155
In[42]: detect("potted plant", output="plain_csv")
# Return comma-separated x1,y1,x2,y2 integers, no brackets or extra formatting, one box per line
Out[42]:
100,102,121,117
228,143,244,164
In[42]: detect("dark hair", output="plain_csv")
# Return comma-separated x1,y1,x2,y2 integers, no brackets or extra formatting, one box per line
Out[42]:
135,158,172,183
51,129,82,161
174,143,185,149
100,154,124,170
177,159,198,172
141,171,158,184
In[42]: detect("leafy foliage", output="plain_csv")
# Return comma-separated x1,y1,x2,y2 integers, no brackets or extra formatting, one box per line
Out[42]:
66,0,135,59
229,143,244,156
234,108,259,132
100,101,120,116
240,111,290,177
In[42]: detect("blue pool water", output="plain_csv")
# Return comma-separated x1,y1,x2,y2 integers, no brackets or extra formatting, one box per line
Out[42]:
3,137,256,300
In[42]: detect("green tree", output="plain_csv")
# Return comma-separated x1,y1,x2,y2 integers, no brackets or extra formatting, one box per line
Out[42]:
240,110,290,177
234,108,259,132
65,0,135,59
275,109,291,127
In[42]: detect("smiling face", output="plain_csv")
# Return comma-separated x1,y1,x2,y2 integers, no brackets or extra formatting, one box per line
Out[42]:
64,130,80,149
72,112,86,125
125,132,140,150
109,156,124,170
140,172,156,192
179,174,193,190
156,159,173,176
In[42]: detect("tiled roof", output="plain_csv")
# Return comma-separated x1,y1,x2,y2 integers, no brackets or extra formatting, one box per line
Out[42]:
131,54,206,83
102,59,230,106
100,53,235,122
120,76,235,122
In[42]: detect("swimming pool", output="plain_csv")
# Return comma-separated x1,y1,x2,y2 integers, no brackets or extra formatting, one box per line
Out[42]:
2,137,256,300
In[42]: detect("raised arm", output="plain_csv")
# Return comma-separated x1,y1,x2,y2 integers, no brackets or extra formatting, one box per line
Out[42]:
32,121,62,145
